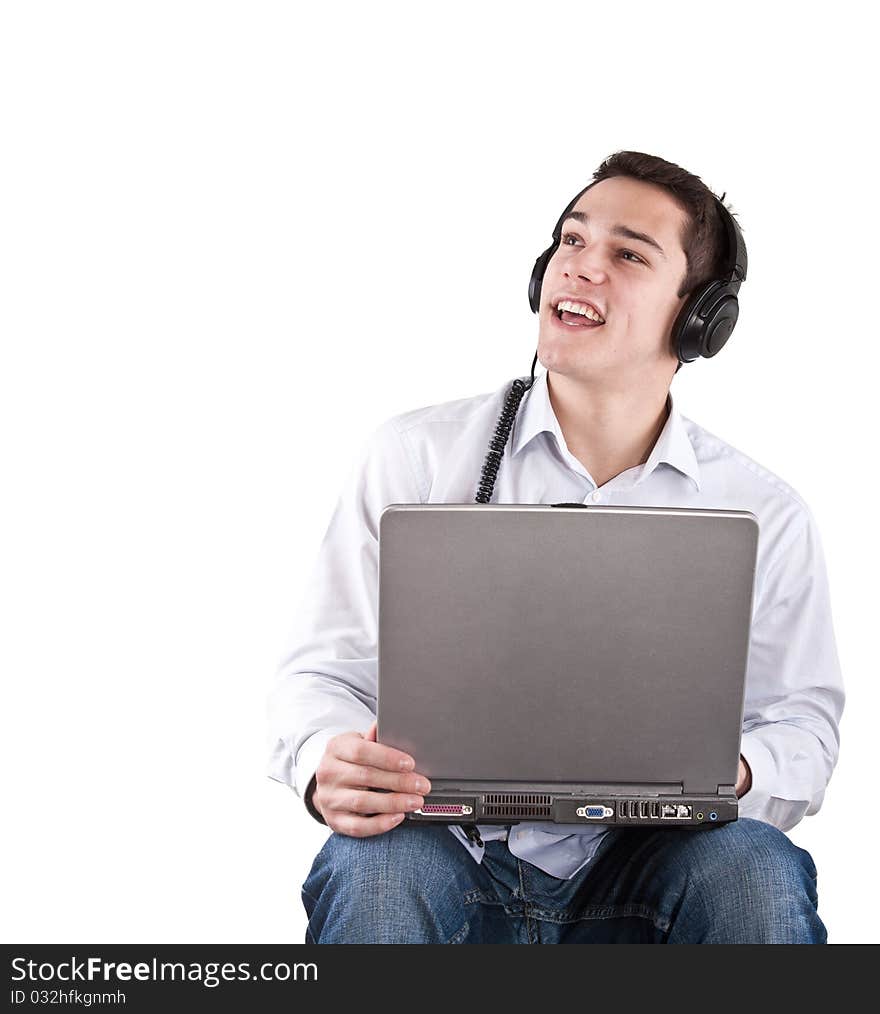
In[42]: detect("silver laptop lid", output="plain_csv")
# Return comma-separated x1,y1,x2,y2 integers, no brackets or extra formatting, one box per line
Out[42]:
377,505,759,796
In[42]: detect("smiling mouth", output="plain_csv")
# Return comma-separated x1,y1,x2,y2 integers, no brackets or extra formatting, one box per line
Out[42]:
554,307,605,329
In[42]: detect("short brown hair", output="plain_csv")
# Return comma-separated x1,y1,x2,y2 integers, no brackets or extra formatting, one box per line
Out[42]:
590,150,736,301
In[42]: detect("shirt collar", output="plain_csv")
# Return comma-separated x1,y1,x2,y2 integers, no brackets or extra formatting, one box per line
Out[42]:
510,370,701,492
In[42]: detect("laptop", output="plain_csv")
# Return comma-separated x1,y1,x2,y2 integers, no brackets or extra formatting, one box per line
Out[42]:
376,504,759,829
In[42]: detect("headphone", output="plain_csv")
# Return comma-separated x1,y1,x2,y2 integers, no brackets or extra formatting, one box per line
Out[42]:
527,179,748,365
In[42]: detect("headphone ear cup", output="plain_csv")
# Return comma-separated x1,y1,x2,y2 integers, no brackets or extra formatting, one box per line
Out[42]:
674,281,740,363
529,245,557,313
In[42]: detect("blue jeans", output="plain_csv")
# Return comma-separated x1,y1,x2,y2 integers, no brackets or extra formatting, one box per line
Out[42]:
301,818,825,943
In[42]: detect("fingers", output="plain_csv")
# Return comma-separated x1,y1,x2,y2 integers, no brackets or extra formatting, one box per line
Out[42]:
333,730,418,776
314,763,429,810
319,733,432,794
335,760,431,796
330,811,407,838
313,778,426,838
326,787,426,817
314,728,434,839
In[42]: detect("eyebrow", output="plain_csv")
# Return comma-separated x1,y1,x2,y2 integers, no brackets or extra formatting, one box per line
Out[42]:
563,210,667,260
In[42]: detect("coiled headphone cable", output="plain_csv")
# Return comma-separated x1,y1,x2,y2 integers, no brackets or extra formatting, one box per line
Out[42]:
474,352,538,504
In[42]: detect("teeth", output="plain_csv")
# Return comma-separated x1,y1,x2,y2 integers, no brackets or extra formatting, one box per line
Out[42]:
556,299,604,323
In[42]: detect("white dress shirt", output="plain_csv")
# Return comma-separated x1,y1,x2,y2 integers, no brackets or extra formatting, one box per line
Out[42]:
268,369,845,880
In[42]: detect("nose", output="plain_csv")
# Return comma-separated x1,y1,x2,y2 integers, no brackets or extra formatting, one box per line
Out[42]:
562,239,609,285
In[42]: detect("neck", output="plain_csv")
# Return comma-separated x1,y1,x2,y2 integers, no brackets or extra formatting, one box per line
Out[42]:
546,371,672,488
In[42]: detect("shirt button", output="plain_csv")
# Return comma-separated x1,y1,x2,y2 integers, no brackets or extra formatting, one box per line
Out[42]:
591,491,601,502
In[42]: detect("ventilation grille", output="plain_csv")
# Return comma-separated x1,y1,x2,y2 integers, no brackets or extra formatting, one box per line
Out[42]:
482,793,553,818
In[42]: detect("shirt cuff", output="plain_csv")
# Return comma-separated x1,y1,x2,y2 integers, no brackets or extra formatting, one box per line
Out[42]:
294,730,342,824
737,730,776,820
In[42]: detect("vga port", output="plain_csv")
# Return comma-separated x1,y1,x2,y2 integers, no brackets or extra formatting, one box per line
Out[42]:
576,804,613,819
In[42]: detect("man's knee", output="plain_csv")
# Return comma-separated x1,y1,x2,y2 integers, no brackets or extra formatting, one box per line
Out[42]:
302,823,473,943
672,818,824,943
690,818,818,891
309,821,465,887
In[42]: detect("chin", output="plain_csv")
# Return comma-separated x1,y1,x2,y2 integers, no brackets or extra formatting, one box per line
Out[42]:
537,332,610,377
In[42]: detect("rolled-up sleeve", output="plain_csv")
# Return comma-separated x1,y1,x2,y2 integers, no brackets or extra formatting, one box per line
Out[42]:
738,507,845,830
266,419,426,810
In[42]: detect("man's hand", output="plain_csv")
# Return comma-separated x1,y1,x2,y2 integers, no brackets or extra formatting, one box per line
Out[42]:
736,754,752,797
311,721,432,838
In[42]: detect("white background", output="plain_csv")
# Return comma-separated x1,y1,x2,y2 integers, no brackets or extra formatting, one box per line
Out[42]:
2,1,876,944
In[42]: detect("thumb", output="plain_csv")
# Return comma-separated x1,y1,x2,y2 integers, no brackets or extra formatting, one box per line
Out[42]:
363,720,378,742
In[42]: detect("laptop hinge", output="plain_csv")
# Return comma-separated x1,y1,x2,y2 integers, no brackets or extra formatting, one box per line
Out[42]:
717,784,736,796
428,780,683,795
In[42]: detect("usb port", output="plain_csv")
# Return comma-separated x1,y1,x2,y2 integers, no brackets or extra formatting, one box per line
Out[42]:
639,800,649,819
649,801,659,818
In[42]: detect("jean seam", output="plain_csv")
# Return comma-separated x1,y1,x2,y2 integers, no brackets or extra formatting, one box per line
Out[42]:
517,858,539,944
528,902,669,932
444,920,470,944
301,886,320,945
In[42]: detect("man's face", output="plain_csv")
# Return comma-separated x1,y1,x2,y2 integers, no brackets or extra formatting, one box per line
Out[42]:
536,176,691,384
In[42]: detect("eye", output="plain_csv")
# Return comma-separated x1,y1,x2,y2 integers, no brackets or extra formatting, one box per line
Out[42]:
560,233,645,265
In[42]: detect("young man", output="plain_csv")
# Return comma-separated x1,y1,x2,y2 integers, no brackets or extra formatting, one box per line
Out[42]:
268,151,844,943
